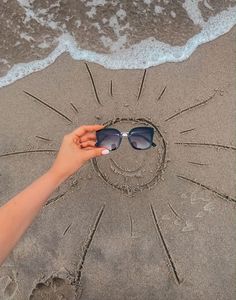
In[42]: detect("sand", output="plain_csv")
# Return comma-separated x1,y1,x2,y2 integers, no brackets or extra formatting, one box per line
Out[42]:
0,27,236,300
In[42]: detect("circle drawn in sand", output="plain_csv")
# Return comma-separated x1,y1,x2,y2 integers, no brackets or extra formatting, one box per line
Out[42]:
92,117,166,196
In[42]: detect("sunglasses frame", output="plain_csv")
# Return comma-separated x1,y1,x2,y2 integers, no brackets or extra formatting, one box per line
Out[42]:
96,126,157,151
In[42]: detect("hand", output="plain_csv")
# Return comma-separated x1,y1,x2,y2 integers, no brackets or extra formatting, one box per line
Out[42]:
49,124,109,180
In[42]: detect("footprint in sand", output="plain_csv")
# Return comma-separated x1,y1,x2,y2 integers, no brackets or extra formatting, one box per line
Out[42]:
29,276,76,300
0,275,18,300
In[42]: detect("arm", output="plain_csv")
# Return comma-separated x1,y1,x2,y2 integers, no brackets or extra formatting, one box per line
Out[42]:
0,169,65,265
0,124,109,265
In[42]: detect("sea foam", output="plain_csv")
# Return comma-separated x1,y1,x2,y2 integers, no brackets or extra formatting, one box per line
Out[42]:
0,4,235,88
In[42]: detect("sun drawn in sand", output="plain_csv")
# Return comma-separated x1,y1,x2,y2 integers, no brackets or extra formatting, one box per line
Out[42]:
0,63,235,298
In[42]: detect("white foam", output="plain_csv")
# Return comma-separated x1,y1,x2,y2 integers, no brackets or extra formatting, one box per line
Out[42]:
182,0,205,27
107,15,129,51
86,0,107,7
0,5,235,88
92,22,102,31
18,0,63,31
170,11,176,18
37,41,51,49
155,5,164,14
20,32,35,42
17,0,31,7
116,8,126,20
0,59,8,64
203,0,214,11
75,20,81,28
143,0,153,5
86,6,97,18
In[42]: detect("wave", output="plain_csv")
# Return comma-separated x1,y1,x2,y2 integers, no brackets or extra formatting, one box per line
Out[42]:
0,1,235,88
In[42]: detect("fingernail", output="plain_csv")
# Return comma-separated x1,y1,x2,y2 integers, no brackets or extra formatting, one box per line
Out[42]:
102,149,110,155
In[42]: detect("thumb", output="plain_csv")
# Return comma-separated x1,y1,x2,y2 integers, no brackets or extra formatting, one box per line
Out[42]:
86,147,110,160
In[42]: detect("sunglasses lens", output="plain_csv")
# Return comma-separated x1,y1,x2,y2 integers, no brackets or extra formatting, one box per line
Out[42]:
96,128,121,151
128,127,154,150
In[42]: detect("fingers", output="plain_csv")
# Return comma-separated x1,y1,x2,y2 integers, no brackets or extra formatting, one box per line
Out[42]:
80,140,96,148
85,147,110,159
71,124,104,138
72,134,96,147
84,146,95,150
79,132,96,143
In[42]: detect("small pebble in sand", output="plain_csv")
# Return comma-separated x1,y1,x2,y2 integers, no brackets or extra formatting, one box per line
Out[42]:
174,219,182,226
182,221,194,232
196,211,205,218
162,214,171,220
57,294,66,300
71,179,78,187
219,90,224,96
95,115,102,120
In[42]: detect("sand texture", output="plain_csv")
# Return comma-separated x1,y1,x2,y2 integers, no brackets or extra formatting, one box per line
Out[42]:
0,28,236,299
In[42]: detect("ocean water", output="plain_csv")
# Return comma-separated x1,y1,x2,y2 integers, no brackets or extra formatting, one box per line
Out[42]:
0,0,235,87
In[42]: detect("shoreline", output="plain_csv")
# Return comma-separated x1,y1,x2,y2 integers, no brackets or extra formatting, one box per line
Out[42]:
0,19,236,88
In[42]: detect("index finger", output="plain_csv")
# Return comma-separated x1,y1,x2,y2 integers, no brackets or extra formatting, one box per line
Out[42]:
71,124,105,137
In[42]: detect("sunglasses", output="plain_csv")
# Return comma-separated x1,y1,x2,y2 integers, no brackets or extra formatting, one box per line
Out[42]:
95,127,157,151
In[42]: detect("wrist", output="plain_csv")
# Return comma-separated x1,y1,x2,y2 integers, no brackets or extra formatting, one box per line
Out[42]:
47,167,70,185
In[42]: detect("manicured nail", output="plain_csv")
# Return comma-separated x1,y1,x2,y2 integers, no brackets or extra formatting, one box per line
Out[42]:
102,149,110,155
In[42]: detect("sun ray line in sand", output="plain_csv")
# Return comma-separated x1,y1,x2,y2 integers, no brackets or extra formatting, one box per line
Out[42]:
45,192,67,206
63,223,73,236
0,149,57,158
35,135,52,142
137,69,147,101
24,91,73,123
45,177,82,207
168,203,185,221
110,80,113,97
70,102,79,113
150,203,182,284
175,142,236,151
179,128,196,135
157,86,167,102
84,63,102,106
165,90,218,122
128,212,133,237
72,205,105,292
187,161,208,166
177,175,236,204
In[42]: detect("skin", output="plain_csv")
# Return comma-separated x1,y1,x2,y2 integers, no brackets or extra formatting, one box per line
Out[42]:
0,124,109,266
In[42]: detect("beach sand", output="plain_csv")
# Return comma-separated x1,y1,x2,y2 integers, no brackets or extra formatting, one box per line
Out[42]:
0,27,235,299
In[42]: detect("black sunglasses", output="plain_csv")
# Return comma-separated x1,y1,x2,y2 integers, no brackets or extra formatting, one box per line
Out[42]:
95,127,157,151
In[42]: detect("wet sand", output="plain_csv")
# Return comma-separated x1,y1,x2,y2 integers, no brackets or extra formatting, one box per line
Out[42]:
0,27,236,299
1,0,236,79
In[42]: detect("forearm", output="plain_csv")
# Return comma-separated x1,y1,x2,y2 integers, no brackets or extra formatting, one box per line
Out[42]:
0,168,67,265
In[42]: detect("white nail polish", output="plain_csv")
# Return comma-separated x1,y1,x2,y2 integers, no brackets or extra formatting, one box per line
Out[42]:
102,149,110,155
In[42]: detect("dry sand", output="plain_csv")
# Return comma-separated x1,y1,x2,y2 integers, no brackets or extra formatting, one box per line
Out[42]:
0,27,236,300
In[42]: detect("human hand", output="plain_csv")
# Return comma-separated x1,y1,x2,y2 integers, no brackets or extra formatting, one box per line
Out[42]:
49,124,109,180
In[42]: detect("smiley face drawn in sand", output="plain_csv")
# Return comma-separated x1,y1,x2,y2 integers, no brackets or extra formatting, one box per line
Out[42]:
0,59,236,299
92,117,166,196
